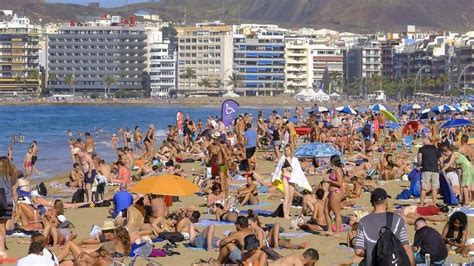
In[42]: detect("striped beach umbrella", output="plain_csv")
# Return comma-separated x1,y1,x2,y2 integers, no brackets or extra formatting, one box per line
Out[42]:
369,104,387,112
335,106,357,115
433,104,456,113
308,106,329,114
418,108,438,120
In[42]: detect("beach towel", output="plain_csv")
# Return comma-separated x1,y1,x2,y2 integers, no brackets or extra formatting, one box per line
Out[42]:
450,207,474,217
439,172,459,206
271,155,312,192
195,219,234,227
279,232,312,238
239,209,274,217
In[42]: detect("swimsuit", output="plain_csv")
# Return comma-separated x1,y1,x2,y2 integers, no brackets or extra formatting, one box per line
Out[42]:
31,156,37,165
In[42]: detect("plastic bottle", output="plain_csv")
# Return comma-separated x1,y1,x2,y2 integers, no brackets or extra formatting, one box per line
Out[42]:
425,253,430,266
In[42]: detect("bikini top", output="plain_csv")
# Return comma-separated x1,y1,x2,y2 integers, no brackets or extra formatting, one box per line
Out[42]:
283,159,291,168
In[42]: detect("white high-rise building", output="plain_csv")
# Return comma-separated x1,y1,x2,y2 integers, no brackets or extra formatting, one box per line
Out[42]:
284,38,314,92
311,44,344,83
149,41,176,97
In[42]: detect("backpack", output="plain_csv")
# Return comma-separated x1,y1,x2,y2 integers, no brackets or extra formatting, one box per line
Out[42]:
158,232,185,243
372,212,410,266
72,188,85,203
36,182,47,197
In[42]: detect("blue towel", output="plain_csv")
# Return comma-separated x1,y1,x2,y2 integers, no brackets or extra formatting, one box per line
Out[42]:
195,219,234,227
450,207,474,216
239,209,274,216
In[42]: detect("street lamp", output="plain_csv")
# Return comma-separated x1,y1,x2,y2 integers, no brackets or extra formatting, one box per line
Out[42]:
458,63,474,96
414,65,429,97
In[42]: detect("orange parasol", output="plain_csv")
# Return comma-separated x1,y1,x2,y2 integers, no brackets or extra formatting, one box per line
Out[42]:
130,174,199,196
402,120,421,135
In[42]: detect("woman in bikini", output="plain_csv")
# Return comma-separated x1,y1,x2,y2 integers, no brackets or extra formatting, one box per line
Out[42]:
143,124,155,160
281,145,296,219
212,203,239,223
324,155,345,237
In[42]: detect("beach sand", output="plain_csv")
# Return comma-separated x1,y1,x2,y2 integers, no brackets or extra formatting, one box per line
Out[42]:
6,148,474,266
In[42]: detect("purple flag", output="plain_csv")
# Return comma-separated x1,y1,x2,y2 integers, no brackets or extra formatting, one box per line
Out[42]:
221,99,240,126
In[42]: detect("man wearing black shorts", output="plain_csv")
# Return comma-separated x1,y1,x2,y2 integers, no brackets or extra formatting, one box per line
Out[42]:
243,123,257,171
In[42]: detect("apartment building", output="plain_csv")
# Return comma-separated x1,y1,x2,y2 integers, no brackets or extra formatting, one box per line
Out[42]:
233,24,286,96
47,17,147,94
362,41,382,78
0,14,40,96
176,22,233,95
149,41,176,97
311,44,344,83
284,38,314,92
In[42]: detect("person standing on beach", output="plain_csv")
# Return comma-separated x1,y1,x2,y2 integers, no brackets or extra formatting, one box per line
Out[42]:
73,148,95,203
143,124,155,160
417,137,441,206
133,126,144,155
30,141,39,173
243,123,257,171
111,134,119,149
0,157,19,260
84,132,95,154
123,128,131,149
23,148,33,178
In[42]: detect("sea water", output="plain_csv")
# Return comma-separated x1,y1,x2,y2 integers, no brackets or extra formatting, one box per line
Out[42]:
0,104,283,179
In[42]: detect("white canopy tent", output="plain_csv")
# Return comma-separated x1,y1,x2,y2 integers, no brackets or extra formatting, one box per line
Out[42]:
314,89,330,102
294,88,317,102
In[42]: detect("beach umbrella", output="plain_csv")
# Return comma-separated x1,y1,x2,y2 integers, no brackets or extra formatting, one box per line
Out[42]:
402,120,421,135
410,103,422,110
440,119,472,129
369,104,387,112
460,102,473,111
380,109,398,123
418,108,438,120
294,142,341,158
385,121,400,130
335,106,357,115
433,104,456,113
130,174,199,196
308,106,329,114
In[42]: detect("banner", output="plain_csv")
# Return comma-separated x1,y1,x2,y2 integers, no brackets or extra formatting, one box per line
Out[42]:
176,111,184,131
221,99,240,127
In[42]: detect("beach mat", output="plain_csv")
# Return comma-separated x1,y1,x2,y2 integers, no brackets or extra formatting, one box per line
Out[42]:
195,220,234,227
280,232,312,238
7,229,35,238
239,209,274,217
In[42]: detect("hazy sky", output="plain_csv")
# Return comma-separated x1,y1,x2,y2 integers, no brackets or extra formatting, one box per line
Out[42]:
46,0,153,8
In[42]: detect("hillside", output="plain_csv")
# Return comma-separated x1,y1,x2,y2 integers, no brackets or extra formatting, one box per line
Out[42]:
4,0,474,31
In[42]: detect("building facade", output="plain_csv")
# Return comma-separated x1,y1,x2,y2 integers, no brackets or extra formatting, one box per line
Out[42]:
176,23,233,95
284,38,314,92
47,21,147,94
0,14,40,96
233,24,286,96
311,44,344,86
149,41,176,97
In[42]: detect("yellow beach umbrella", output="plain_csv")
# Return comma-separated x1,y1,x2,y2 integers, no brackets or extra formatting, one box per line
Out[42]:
130,174,199,196
381,109,398,123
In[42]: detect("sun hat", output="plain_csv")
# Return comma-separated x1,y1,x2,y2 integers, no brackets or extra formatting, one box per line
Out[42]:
101,219,117,231
212,132,221,139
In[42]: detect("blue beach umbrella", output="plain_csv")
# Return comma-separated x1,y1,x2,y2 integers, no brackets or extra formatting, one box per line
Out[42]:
369,104,387,112
309,106,329,114
418,108,438,120
440,119,472,129
433,104,456,113
294,142,341,158
335,105,357,115
385,121,400,130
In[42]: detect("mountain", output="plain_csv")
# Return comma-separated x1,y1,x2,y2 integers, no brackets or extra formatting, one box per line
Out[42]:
4,0,474,32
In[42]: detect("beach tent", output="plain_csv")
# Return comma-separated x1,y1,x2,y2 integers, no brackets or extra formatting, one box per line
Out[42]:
314,89,330,102
222,90,240,98
294,89,316,102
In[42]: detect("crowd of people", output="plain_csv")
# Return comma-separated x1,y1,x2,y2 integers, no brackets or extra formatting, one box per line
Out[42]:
0,101,473,265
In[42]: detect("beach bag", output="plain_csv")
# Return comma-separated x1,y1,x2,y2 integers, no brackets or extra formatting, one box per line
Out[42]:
72,188,85,203
158,232,185,243
409,172,421,198
372,212,410,266
37,182,47,197
261,246,282,261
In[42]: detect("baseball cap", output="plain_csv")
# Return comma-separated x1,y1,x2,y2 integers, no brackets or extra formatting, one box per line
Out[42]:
370,188,391,202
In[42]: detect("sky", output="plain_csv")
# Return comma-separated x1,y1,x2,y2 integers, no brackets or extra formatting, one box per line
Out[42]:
46,0,154,8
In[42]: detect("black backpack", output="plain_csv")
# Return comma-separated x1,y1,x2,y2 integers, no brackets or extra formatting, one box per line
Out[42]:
72,188,85,203
372,212,410,266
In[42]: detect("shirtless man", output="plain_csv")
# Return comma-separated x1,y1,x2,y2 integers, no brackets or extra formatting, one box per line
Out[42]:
217,216,253,264
97,159,112,182
116,148,131,168
24,147,33,178
241,234,268,266
111,134,119,149
133,126,144,155
207,133,230,198
285,118,298,148
73,148,95,203
458,135,474,161
123,128,132,149
84,132,95,154
67,163,84,187
270,248,319,266
297,189,328,232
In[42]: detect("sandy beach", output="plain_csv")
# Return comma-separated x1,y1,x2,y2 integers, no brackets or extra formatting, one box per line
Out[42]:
6,145,474,266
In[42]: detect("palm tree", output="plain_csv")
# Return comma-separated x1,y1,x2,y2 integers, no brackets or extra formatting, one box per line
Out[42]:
48,73,57,85
227,72,243,92
198,78,210,92
103,75,116,97
180,68,196,96
329,71,343,94
64,73,76,95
